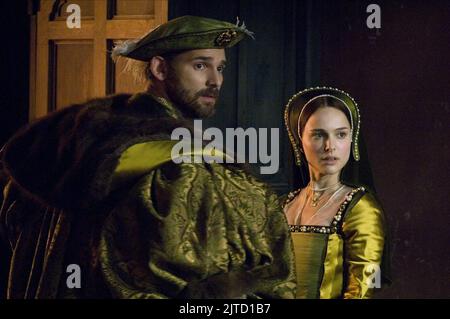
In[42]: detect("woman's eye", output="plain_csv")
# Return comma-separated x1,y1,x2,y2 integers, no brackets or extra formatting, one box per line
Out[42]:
337,132,348,138
217,65,225,73
312,133,323,139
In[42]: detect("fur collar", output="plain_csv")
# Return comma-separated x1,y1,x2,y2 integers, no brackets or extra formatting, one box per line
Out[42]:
2,93,193,211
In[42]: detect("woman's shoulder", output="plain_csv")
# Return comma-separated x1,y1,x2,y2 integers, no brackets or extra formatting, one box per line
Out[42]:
341,185,385,233
343,185,383,214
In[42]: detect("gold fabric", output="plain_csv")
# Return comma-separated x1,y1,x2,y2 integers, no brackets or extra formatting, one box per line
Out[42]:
99,141,297,298
112,140,234,188
112,140,177,187
342,192,385,298
320,233,344,298
290,190,385,298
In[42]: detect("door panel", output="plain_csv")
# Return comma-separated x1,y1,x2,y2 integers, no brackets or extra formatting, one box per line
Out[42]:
31,0,168,119
51,40,94,111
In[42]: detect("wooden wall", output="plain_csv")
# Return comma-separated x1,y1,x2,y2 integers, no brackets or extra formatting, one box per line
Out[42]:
30,0,168,119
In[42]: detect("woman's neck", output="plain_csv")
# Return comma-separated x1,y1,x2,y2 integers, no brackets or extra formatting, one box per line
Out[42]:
308,170,341,190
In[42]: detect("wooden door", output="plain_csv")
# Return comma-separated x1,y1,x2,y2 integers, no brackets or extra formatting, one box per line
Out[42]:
30,0,168,120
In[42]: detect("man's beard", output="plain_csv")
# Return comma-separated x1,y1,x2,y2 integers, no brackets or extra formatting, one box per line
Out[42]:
166,73,219,119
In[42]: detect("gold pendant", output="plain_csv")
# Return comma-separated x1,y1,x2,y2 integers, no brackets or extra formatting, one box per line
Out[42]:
310,189,322,207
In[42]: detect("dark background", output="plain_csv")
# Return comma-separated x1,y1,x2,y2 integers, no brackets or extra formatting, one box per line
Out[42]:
1,0,449,298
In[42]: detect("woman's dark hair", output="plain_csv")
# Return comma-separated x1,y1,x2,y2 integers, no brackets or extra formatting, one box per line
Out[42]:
298,96,352,138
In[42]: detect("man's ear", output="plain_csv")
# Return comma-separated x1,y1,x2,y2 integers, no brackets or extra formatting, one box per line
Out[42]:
149,56,168,81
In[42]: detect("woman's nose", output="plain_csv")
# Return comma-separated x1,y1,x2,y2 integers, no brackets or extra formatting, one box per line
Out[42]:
324,137,335,152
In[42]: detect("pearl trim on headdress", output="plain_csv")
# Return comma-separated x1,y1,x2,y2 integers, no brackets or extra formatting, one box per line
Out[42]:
296,94,354,144
284,86,361,166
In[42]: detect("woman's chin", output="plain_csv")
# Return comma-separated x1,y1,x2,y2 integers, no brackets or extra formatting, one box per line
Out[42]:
318,166,341,176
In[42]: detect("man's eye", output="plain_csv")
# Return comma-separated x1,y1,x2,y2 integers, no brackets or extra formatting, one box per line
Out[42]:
218,65,225,73
194,63,206,70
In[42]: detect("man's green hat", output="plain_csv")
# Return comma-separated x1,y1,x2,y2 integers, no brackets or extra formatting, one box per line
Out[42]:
112,15,254,61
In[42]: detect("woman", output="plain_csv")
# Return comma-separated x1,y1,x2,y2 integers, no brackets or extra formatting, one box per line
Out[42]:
283,87,389,298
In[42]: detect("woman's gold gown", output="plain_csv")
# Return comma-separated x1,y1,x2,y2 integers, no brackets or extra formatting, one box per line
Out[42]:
285,186,386,298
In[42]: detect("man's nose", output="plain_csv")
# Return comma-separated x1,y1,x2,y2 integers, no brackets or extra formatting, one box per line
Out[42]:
206,69,223,88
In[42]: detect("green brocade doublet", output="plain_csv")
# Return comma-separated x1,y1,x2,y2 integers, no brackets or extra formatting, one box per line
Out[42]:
99,140,296,298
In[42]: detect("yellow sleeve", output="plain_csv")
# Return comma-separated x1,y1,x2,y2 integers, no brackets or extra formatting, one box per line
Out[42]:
342,192,385,299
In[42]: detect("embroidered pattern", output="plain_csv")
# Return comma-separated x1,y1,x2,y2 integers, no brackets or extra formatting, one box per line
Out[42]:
215,29,238,46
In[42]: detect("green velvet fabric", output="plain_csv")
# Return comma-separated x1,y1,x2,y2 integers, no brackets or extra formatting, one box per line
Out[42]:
125,16,253,61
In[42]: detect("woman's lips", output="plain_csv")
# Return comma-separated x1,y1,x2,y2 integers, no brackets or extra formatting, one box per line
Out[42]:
321,156,339,165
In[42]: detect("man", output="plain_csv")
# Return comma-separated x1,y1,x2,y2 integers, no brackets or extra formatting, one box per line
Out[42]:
0,16,296,298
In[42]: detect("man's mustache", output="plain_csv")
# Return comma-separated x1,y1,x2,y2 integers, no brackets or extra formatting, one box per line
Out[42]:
196,88,220,98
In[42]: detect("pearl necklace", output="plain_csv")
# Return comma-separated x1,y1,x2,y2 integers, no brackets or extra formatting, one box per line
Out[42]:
295,184,345,225
309,181,342,207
